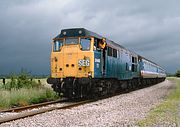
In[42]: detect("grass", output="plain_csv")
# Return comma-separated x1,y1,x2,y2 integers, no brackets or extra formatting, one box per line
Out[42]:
0,72,59,110
0,88,58,109
137,77,180,126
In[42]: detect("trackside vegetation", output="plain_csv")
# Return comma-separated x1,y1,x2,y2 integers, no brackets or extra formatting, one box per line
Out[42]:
0,71,59,110
137,77,180,126
176,70,180,77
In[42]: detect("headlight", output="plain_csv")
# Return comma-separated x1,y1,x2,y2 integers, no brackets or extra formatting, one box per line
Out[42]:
88,72,92,76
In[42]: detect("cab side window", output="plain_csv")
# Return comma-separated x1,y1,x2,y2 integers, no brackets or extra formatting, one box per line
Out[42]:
94,38,102,50
108,47,112,56
80,38,91,51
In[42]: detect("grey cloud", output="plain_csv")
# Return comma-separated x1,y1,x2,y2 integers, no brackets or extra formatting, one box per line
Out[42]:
0,0,180,75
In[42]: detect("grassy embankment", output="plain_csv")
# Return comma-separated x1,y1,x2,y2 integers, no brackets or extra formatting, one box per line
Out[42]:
137,77,180,126
0,73,59,110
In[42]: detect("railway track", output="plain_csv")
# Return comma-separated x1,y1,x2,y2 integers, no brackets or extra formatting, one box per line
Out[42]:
0,98,98,124
0,99,67,113
0,88,142,124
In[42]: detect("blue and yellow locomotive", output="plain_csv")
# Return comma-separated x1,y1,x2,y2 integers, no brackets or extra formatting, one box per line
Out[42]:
47,28,166,98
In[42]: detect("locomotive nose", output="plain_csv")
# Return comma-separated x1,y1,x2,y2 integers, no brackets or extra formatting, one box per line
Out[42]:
63,45,78,77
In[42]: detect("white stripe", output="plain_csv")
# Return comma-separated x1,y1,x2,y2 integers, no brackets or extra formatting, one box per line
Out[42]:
141,70,166,78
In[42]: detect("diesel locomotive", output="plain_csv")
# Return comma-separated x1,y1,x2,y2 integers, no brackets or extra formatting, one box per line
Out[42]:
47,28,166,98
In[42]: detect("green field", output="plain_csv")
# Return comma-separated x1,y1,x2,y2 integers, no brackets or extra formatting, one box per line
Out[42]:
137,77,180,126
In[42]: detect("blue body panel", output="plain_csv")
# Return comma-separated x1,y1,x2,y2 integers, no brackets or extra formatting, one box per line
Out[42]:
94,48,140,80
106,49,139,80
90,30,165,80
94,51,101,78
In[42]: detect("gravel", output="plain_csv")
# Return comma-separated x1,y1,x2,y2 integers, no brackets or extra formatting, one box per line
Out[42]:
0,80,174,127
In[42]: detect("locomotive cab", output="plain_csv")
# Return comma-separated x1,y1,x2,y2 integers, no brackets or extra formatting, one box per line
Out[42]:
51,37,94,78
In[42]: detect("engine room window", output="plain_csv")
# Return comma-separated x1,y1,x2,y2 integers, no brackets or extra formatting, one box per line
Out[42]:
80,38,91,51
113,49,117,58
126,63,129,71
132,56,137,63
132,64,137,72
65,38,78,45
108,47,112,56
53,40,63,52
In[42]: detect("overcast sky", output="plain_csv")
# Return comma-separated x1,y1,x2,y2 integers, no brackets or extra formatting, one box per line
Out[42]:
0,0,180,75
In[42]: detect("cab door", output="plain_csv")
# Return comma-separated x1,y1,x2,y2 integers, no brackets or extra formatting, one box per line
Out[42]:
94,49,101,78
94,38,107,78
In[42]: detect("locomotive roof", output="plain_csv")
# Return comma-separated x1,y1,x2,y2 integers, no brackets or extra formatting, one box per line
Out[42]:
54,28,104,39
55,28,123,48
53,28,165,70
54,28,134,54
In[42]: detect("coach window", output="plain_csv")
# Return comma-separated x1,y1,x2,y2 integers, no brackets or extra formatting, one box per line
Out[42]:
108,47,112,56
80,38,91,51
53,40,63,52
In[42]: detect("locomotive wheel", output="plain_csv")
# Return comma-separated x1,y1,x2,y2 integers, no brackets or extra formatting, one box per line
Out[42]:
106,81,112,94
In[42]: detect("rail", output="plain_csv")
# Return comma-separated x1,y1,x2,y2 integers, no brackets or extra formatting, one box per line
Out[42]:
0,99,67,113
0,90,133,124
0,99,92,124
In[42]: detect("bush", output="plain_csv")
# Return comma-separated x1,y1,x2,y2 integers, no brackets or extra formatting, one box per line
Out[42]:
0,70,59,109
175,70,180,77
3,71,41,90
